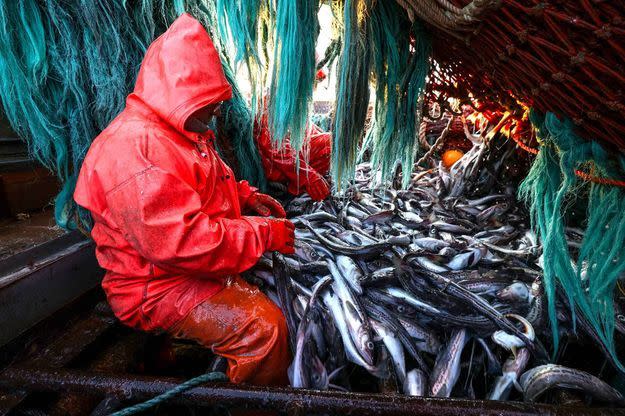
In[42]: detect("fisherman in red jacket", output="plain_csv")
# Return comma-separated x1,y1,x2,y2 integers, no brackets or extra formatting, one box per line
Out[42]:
253,59,331,201
255,116,331,201
74,14,293,385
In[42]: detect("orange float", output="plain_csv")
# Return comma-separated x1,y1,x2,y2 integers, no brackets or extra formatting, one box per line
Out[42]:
441,149,464,169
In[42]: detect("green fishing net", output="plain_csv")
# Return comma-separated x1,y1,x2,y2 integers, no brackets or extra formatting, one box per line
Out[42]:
520,110,625,369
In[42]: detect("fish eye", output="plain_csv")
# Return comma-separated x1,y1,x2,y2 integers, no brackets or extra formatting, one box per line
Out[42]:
366,341,375,350
313,374,320,382
397,305,405,313
618,315,625,323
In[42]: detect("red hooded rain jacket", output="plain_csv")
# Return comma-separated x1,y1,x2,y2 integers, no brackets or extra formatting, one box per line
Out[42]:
74,14,275,332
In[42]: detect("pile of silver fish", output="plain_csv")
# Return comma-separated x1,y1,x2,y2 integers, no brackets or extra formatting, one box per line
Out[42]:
247,138,625,406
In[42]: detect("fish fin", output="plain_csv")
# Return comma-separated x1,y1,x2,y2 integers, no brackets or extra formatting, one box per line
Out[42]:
329,383,350,392
513,379,523,392
327,365,345,381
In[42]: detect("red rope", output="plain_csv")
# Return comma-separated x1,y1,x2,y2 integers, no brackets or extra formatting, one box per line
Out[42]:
574,169,625,188
510,133,539,154
507,132,625,188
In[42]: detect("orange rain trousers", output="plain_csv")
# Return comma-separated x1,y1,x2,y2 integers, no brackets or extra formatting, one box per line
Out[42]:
170,276,290,386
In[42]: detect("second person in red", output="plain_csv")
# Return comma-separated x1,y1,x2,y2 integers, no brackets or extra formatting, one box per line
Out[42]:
254,115,332,201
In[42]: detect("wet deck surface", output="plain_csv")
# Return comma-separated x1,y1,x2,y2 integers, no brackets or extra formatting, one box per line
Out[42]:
0,210,66,261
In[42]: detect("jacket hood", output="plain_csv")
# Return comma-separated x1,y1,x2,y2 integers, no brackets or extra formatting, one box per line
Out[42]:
132,13,232,134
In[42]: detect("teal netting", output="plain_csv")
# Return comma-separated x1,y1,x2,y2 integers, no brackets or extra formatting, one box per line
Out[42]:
520,110,625,369
0,1,265,229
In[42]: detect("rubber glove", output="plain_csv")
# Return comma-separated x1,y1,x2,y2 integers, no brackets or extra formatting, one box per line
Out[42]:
268,219,295,254
306,174,330,201
248,192,287,218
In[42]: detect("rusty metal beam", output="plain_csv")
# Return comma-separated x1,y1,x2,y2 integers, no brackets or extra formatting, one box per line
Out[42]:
1,366,623,416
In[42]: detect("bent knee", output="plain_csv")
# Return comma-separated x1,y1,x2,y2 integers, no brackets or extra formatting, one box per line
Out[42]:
252,304,288,348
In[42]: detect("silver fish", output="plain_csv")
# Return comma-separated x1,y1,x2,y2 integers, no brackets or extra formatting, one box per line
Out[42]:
327,261,375,366
321,290,376,371
431,220,472,234
520,364,625,404
361,266,396,286
497,282,531,303
481,240,535,257
412,237,450,252
430,329,470,397
290,277,331,388
413,256,449,273
438,247,458,257
370,319,406,385
383,287,442,316
398,317,441,354
362,210,394,226
404,369,428,396
335,255,364,294
492,314,535,355
488,348,530,401
466,194,508,207
446,247,486,270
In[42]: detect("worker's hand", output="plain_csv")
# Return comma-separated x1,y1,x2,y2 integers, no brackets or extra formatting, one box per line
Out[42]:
248,193,286,218
267,219,295,254
306,174,330,201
